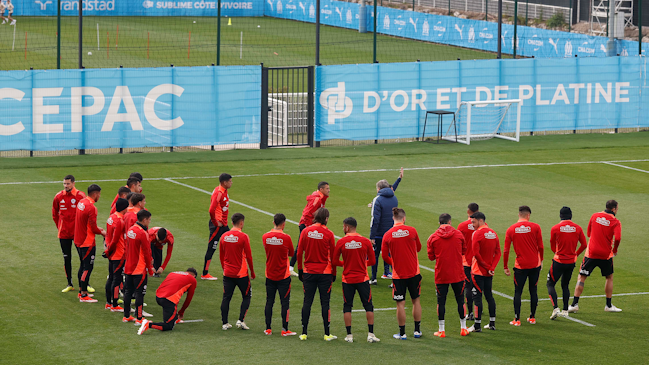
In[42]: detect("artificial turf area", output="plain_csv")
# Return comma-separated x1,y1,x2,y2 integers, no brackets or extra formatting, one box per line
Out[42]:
0,16,499,70
1,132,648,364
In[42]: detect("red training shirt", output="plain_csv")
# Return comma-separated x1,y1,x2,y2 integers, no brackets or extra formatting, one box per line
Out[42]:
124,222,155,276
299,190,328,226
109,186,127,214
381,223,422,280
457,219,476,267
262,229,294,281
209,185,230,227
471,225,501,277
333,232,375,284
123,206,142,232
550,220,587,264
586,211,622,260
105,211,126,261
427,225,466,284
149,227,175,271
156,271,197,315
74,196,103,248
296,223,336,275
504,220,544,270
52,188,86,239
219,228,255,279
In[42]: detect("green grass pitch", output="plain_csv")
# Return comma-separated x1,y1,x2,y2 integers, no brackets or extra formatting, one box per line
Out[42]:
0,16,500,70
1,132,648,364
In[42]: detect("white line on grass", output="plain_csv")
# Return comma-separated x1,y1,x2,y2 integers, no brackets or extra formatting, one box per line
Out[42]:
532,291,649,302
178,319,204,323
564,316,596,327
3,159,649,186
602,162,649,174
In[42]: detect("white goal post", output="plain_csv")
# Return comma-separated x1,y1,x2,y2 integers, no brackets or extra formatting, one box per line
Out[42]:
443,99,522,145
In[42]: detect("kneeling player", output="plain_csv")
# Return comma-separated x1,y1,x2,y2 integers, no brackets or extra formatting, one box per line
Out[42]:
469,212,501,332
333,217,380,343
427,213,470,337
262,214,296,336
138,268,197,335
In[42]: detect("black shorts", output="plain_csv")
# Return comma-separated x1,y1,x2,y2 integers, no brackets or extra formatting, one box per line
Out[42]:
547,260,575,283
342,281,373,312
208,222,229,249
392,274,421,302
579,257,613,277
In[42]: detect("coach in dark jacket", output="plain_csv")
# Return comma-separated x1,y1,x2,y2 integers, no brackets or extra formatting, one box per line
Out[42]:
369,168,403,284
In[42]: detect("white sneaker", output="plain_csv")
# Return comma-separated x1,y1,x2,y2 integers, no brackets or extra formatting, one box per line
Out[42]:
289,268,299,277
393,333,407,340
559,310,570,318
568,304,579,313
413,331,422,338
344,334,353,343
222,323,232,330
367,333,380,343
550,307,561,320
137,319,150,335
604,305,622,312
10,20,16,25
369,279,377,285
236,320,249,330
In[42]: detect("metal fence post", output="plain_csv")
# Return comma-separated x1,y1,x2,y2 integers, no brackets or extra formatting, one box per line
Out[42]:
307,66,315,147
78,0,82,69
513,0,518,59
569,0,572,32
316,0,321,65
639,0,643,55
373,0,377,63
497,0,502,58
57,0,61,69
260,64,269,149
217,0,221,65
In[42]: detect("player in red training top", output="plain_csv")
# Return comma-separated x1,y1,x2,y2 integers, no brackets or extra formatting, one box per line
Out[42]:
427,213,469,338
333,217,380,344
296,208,337,341
456,202,479,321
203,173,232,281
220,213,255,331
381,207,422,340
262,213,296,337
138,268,198,335
289,181,330,276
546,206,587,320
468,212,501,333
570,200,622,313
149,227,174,277
503,206,544,326
122,210,156,325
74,184,106,302
110,173,142,214
52,174,86,293
103,198,128,312
123,193,146,230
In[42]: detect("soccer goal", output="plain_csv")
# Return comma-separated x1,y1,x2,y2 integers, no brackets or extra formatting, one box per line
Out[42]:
443,99,521,145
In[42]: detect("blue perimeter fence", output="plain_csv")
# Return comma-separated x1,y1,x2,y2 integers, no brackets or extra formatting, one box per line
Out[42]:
1,56,648,151
13,0,649,58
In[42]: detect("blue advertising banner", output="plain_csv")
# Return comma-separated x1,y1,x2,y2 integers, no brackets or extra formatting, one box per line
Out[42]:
0,66,260,151
315,57,648,141
15,0,264,17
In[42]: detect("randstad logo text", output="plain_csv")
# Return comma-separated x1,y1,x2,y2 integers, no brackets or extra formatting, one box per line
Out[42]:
319,82,353,125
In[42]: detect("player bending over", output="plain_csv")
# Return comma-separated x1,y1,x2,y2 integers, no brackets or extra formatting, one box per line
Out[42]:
427,213,470,337
220,213,255,331
569,200,622,313
149,227,174,277
297,208,337,341
138,268,198,335
381,208,423,340
547,206,587,319
333,217,380,343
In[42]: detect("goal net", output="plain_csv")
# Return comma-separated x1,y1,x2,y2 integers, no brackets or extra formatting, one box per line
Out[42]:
443,99,521,145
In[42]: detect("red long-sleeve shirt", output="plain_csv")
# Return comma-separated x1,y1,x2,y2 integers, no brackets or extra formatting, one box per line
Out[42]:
471,225,501,277
457,219,476,267
504,220,544,270
105,212,125,261
110,187,126,214
148,227,175,270
586,212,622,260
551,220,587,264
427,225,466,284
74,196,103,248
381,223,421,280
219,228,254,278
156,271,197,315
209,185,230,227
124,223,155,276
52,188,86,239
333,233,375,284
297,223,336,275
262,229,294,281
299,191,328,226
123,206,142,232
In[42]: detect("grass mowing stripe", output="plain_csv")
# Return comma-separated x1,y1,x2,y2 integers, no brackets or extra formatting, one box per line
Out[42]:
602,162,649,174
2,158,649,186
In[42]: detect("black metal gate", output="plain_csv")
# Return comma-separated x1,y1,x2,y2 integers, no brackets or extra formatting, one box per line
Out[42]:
261,66,314,148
